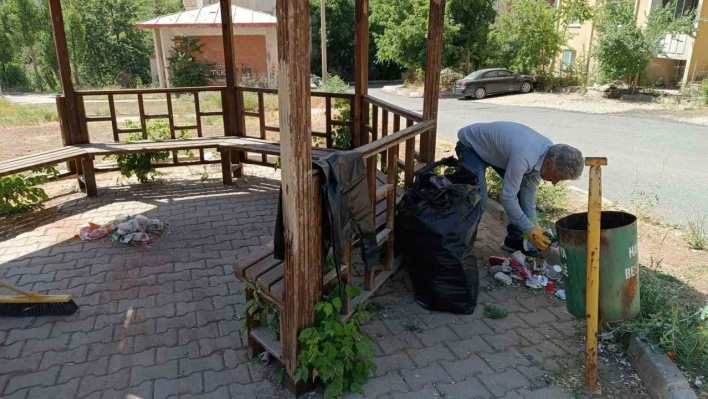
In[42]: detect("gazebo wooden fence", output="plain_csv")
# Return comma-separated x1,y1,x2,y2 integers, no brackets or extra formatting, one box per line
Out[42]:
43,0,447,394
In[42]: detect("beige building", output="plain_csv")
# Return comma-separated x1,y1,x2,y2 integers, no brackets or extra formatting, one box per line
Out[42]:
559,0,707,89
137,1,278,88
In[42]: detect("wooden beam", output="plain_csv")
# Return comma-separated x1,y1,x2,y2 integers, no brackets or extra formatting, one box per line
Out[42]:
422,0,447,164
48,0,83,145
220,0,239,138
353,0,369,147
275,0,322,385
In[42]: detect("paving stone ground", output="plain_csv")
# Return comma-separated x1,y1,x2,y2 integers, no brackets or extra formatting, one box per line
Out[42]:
0,166,631,399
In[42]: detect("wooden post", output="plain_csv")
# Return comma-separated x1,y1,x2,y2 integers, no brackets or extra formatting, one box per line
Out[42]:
220,0,238,137
275,0,322,391
48,0,83,146
421,0,447,164
353,0,369,148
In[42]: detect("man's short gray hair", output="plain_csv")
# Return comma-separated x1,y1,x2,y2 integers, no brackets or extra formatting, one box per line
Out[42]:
547,144,584,180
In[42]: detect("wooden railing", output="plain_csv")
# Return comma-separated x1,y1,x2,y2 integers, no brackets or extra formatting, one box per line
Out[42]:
361,94,427,187
64,86,355,169
237,87,354,166
335,117,435,319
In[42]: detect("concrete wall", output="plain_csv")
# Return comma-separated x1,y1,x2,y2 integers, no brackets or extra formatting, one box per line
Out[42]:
683,0,708,85
156,26,278,88
646,57,680,83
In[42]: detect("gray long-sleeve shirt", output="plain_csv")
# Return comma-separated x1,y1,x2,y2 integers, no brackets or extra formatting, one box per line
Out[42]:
458,122,552,233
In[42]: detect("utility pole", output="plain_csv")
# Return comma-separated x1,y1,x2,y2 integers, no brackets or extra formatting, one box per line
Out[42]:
320,0,328,83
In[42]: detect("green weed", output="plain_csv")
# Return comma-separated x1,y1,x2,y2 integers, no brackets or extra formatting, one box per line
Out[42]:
614,259,708,383
484,305,509,319
403,320,422,332
684,214,707,251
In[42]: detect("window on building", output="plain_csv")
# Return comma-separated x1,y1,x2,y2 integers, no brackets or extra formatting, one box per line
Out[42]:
569,19,582,27
663,0,699,16
562,50,577,70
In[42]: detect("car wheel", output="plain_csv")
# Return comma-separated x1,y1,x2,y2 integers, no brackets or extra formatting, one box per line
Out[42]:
520,81,533,93
474,87,486,99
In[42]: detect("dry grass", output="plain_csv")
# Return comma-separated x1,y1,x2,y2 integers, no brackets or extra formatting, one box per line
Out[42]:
0,98,58,128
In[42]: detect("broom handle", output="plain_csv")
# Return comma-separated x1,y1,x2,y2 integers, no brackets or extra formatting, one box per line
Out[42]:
0,280,35,297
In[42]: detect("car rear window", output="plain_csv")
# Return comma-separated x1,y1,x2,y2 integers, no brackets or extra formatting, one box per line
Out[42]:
464,71,485,79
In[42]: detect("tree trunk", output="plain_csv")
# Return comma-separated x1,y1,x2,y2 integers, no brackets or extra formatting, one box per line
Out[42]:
29,45,43,92
464,49,471,74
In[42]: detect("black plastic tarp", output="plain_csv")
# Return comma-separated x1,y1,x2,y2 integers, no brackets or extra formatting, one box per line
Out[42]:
397,157,482,314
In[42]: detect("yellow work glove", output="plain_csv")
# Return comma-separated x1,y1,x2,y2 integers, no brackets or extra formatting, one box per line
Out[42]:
528,225,551,251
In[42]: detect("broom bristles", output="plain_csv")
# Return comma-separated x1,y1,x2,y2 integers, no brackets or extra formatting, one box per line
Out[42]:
0,300,78,317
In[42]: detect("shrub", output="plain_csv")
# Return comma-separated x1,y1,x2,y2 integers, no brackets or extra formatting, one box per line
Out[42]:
440,68,463,89
113,120,191,183
168,36,215,88
294,285,376,399
0,167,58,215
702,79,708,106
318,75,353,149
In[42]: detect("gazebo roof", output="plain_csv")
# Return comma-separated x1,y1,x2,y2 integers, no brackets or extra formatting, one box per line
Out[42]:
136,3,277,29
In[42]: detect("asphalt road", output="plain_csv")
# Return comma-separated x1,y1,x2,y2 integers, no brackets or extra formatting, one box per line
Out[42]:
369,88,708,226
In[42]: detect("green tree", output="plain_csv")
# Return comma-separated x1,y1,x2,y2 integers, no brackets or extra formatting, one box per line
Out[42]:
0,4,14,93
487,0,565,74
309,0,356,79
594,0,696,91
167,35,214,87
550,0,594,82
6,0,45,91
370,0,460,78
447,0,496,73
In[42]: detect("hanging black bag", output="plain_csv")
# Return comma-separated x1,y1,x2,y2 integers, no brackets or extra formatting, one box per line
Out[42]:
397,157,482,314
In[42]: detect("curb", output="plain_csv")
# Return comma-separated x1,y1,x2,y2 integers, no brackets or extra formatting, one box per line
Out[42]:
626,334,697,399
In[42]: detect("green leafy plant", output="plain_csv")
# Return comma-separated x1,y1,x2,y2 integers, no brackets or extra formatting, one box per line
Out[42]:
168,35,215,88
238,282,281,340
702,79,708,106
484,304,509,319
0,166,58,215
113,120,191,183
294,284,376,399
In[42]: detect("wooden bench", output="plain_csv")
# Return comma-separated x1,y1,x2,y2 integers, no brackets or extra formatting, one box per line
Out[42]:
233,170,403,359
218,138,336,184
0,146,97,196
0,136,336,199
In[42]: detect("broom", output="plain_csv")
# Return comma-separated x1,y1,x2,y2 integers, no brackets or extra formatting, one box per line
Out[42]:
0,280,78,317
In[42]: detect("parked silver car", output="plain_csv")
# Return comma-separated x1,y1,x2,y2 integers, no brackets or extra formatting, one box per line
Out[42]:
454,68,535,99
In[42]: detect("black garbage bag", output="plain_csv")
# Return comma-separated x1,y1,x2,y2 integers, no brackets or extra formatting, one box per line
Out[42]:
398,157,482,314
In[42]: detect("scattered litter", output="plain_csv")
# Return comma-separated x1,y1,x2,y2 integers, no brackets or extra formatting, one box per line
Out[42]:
695,376,703,388
489,265,504,278
545,280,555,293
494,272,513,286
547,264,563,280
488,256,507,266
204,152,215,161
79,214,166,246
555,289,566,300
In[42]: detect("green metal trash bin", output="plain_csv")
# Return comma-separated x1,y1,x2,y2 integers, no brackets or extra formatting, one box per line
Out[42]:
555,211,640,323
